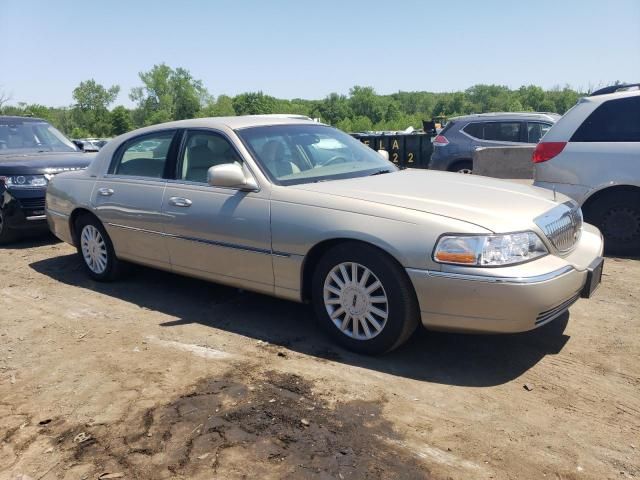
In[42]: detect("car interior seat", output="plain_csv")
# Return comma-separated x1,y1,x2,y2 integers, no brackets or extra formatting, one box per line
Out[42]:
261,140,300,178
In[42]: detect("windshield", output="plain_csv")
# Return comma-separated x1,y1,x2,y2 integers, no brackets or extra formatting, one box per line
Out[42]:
0,120,79,154
237,124,397,185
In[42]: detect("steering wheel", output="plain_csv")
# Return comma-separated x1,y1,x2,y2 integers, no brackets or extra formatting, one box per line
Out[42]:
323,155,350,167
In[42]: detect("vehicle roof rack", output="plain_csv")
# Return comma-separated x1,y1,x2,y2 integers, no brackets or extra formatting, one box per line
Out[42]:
590,83,640,96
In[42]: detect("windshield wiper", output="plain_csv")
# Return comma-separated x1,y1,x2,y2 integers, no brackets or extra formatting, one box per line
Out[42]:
369,169,392,176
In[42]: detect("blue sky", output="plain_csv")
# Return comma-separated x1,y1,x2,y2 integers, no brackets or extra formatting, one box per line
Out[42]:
1,0,639,107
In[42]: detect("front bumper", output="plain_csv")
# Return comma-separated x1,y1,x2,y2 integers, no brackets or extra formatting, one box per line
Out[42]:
407,223,604,333
0,187,48,231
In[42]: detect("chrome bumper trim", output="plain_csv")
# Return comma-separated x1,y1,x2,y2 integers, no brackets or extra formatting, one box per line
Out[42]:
408,265,575,284
26,215,47,221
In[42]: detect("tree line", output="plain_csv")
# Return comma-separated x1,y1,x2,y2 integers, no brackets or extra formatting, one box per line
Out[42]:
0,63,588,138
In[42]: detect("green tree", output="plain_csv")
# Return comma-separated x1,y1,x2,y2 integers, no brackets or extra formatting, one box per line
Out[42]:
232,92,277,115
315,93,352,124
72,79,120,136
130,64,209,126
110,106,132,135
349,86,385,124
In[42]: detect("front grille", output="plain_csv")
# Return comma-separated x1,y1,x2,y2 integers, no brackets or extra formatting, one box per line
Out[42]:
19,197,46,211
535,202,583,253
535,293,580,326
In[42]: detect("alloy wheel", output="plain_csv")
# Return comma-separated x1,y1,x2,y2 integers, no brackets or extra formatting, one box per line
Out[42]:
323,262,389,340
80,224,108,274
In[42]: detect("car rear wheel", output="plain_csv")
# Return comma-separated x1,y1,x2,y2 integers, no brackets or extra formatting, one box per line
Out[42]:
0,207,18,245
75,214,123,281
311,242,420,355
585,190,640,256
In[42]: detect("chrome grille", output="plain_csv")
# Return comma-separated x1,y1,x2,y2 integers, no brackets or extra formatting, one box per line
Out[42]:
19,197,46,211
535,202,583,253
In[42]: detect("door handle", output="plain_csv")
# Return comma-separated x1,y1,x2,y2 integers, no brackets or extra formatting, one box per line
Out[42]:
169,196,192,207
98,188,114,196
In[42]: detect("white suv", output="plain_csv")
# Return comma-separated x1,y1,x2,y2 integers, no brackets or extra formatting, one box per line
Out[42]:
533,85,640,255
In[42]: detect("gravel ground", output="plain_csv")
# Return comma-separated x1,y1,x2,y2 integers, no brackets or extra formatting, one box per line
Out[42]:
0,235,638,480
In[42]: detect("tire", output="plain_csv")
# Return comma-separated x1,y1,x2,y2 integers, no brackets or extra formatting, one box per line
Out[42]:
449,160,473,174
311,242,420,355
584,190,640,256
74,214,123,281
0,207,19,245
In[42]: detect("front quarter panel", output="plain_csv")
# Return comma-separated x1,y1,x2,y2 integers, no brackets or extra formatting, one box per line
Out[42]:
269,186,491,296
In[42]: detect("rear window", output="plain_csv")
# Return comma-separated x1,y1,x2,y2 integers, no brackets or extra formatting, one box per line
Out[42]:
462,122,483,139
571,96,640,142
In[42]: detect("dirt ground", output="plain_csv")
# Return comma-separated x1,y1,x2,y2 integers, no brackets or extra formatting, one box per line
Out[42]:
0,235,638,480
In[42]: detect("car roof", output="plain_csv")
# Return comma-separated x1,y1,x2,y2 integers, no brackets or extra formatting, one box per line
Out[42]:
0,116,48,123
130,115,320,133
580,88,640,104
449,112,560,123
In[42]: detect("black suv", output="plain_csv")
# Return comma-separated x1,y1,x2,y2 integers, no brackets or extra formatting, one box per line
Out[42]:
0,116,94,243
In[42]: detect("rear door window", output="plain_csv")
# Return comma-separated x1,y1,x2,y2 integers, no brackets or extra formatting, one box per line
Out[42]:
110,131,176,178
571,96,640,142
483,122,522,142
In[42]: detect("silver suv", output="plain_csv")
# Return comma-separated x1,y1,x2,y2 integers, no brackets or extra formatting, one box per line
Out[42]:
430,112,560,173
533,86,640,255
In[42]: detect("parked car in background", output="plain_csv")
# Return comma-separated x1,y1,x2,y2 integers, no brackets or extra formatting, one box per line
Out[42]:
47,116,603,355
73,138,110,151
430,112,560,173
533,85,640,255
0,116,94,244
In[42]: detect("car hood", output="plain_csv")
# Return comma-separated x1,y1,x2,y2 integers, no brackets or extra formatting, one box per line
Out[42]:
289,169,566,233
0,151,95,175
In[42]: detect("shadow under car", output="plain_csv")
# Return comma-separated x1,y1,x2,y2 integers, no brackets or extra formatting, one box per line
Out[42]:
29,253,571,387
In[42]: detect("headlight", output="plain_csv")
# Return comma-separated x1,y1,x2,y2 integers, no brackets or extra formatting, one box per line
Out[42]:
433,232,548,266
0,175,48,188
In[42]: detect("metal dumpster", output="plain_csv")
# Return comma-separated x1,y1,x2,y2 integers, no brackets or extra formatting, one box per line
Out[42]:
351,132,435,169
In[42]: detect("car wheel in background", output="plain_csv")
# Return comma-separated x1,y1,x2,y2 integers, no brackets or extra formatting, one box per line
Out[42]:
0,207,18,245
449,160,473,174
75,214,123,281
585,190,640,256
311,242,420,355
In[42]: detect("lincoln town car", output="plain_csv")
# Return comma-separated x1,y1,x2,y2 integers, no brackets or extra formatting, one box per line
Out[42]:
46,116,604,354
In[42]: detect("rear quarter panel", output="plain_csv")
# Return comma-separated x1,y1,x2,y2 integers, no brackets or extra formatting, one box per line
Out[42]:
46,171,96,244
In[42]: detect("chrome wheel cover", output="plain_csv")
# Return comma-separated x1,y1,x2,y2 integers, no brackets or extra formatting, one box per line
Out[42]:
80,225,108,274
323,262,389,340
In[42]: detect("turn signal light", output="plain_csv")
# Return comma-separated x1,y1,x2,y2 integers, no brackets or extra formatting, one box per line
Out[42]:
434,251,476,264
532,142,567,163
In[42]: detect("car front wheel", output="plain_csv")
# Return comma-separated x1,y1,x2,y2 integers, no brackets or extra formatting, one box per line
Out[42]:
75,214,122,281
311,242,420,355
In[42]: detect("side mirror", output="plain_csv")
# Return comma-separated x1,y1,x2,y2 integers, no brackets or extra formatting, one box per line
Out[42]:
207,163,258,191
378,149,389,161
